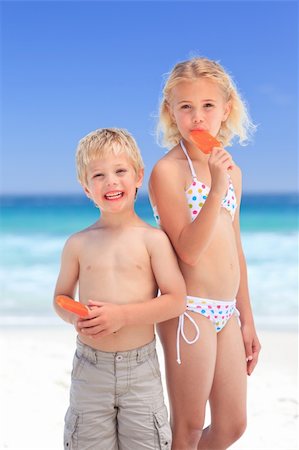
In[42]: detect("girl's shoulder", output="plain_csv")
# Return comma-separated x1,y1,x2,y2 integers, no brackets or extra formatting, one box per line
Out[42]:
151,145,185,176
149,146,187,202
230,162,242,184
229,162,242,197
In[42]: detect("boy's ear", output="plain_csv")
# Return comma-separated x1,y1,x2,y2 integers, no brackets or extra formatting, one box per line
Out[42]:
136,168,144,188
82,184,92,199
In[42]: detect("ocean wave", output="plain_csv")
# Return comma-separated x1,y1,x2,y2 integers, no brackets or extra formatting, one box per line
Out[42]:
1,231,297,318
242,232,298,263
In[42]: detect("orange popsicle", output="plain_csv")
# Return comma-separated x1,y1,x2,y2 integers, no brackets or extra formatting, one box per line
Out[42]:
56,295,89,317
190,130,220,154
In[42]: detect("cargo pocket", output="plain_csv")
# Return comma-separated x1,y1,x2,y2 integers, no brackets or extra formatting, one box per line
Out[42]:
71,350,87,380
147,350,161,379
64,407,79,450
153,405,172,449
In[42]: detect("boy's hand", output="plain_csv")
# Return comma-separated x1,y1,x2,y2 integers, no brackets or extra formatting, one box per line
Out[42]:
77,300,126,338
71,313,86,334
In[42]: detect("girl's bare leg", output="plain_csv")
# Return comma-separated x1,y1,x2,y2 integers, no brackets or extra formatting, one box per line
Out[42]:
198,316,247,450
158,313,217,450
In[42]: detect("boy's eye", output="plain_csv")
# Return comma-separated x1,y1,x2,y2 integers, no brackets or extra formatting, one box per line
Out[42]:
181,104,191,110
116,169,127,174
94,173,104,178
204,103,214,108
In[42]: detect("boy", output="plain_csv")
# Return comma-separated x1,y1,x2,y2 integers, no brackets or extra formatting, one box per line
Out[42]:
53,128,186,450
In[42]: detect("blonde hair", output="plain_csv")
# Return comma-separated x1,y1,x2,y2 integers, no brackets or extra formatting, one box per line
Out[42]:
157,57,255,148
76,128,144,186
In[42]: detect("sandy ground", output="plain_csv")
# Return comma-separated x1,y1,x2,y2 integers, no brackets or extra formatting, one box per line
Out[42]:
0,325,298,450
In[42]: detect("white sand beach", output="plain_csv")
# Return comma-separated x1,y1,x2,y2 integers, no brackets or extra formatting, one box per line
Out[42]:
0,325,298,450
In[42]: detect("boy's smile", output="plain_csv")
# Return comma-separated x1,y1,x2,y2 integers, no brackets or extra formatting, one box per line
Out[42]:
104,191,124,201
84,153,143,213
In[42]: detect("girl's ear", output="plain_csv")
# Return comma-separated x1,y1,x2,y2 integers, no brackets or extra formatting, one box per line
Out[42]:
136,168,144,188
166,101,176,122
223,100,232,121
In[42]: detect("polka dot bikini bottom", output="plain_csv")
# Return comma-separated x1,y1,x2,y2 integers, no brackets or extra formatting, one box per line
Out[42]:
176,296,239,364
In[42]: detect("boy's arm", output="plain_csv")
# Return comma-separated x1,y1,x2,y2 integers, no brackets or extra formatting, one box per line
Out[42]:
53,235,81,325
124,229,187,323
78,230,186,337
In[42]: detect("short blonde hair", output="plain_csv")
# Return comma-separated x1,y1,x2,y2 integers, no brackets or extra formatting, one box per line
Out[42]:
157,57,256,148
76,128,144,185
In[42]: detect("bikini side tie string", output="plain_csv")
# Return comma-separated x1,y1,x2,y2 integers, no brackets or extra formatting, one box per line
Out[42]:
176,311,200,364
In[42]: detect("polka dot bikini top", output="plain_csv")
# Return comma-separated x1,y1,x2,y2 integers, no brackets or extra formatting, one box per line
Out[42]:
153,140,237,225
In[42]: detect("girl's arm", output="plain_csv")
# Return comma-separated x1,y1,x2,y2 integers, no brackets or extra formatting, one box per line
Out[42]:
232,169,261,375
149,149,231,266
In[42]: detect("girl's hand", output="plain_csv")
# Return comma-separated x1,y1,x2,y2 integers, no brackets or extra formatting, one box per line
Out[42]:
77,300,126,338
241,324,261,375
209,147,234,197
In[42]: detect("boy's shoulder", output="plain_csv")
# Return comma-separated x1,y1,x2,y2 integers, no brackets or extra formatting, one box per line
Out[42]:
137,220,172,248
64,223,100,248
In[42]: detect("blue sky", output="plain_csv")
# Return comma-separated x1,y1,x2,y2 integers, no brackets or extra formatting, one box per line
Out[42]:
1,0,298,194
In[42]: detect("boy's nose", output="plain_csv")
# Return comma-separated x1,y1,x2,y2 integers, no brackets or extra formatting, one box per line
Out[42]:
106,175,118,186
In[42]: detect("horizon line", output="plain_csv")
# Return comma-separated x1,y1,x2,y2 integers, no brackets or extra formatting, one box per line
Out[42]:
0,191,298,197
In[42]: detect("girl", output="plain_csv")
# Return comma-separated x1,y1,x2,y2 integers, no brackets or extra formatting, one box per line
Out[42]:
149,57,261,450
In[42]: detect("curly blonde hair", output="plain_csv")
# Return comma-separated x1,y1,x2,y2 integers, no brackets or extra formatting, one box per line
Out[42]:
157,57,255,149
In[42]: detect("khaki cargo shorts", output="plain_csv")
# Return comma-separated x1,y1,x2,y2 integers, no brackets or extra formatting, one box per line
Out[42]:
64,337,171,450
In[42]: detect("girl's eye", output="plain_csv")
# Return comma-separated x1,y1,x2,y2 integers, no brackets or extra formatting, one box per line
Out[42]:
204,103,214,108
116,169,127,174
94,173,104,178
181,104,191,110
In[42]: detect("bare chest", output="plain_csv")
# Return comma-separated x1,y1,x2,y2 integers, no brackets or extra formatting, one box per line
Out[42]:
79,233,151,277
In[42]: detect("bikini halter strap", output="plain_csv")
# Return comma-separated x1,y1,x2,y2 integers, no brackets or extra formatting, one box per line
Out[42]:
180,140,197,180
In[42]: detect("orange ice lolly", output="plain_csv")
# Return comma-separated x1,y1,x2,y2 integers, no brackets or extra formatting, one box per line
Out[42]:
56,295,89,317
190,130,220,154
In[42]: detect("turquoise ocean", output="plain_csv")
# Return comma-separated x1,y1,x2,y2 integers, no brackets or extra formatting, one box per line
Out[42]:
0,193,298,329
